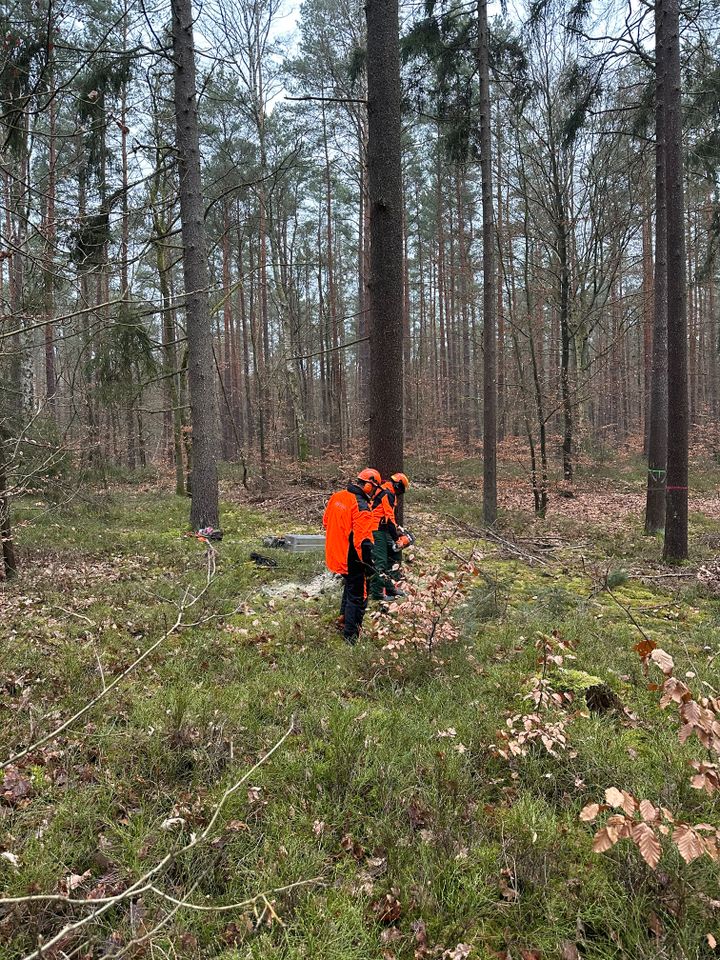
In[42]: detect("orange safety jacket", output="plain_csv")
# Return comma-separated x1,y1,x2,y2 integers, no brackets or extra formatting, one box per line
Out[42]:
371,481,399,538
323,483,375,575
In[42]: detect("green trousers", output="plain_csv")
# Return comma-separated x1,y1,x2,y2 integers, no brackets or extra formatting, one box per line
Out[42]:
371,529,401,599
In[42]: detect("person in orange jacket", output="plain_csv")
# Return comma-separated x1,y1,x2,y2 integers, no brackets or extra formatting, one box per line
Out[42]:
370,472,410,600
323,468,380,644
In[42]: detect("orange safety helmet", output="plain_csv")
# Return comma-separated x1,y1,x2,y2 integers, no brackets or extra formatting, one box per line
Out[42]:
391,472,410,492
357,467,381,495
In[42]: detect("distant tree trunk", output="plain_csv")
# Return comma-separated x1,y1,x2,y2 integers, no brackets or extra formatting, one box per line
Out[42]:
645,2,668,535
0,429,17,579
236,227,254,444
221,210,234,459
171,0,220,529
496,118,506,444
44,61,57,418
642,208,653,455
477,0,497,523
366,0,404,482
662,0,688,560
357,124,371,404
321,87,343,450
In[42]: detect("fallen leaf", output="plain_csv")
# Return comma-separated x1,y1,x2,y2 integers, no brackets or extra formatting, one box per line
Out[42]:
161,817,186,831
604,787,625,808
61,870,92,894
650,648,674,676
579,802,600,822
371,891,402,925
443,945,472,960
1,767,33,807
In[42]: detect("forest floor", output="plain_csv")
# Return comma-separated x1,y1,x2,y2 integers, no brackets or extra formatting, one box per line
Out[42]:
2,450,720,959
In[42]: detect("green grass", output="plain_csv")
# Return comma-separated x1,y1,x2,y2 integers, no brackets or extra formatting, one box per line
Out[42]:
1,482,720,959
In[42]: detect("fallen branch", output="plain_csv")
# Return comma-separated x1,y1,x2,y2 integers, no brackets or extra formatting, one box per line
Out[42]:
2,580,211,771
146,875,325,913
48,605,95,625
446,514,548,566
605,585,653,645
12,719,297,960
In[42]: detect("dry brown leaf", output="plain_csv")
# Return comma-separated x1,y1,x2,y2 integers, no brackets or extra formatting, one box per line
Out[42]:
579,803,600,822
650,648,674,676
673,825,706,864
632,823,661,869
639,799,659,822
371,891,402,925
593,825,620,854
604,787,625,808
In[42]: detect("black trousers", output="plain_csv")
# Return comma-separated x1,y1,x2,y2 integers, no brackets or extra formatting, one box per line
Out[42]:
340,541,368,643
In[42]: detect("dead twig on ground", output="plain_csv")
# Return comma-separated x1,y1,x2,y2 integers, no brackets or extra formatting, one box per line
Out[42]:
2,578,214,771
446,515,548,566
9,719,297,960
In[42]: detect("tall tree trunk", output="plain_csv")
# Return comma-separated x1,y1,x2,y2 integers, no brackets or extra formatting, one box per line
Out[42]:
366,0,404,483
662,0,688,560
642,208,653,455
645,2,669,534
44,61,57,418
478,0,497,523
321,88,343,450
496,118,506,444
171,0,220,529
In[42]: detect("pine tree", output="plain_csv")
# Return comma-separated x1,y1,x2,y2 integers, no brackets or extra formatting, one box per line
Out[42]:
171,0,220,529
366,0,404,480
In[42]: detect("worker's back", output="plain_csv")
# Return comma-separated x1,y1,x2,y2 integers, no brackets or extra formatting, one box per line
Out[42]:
372,481,397,530
323,485,372,574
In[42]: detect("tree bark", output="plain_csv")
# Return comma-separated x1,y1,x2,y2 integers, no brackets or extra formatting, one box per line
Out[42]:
171,0,220,529
662,0,688,560
645,0,669,535
478,0,497,523
0,428,17,580
366,0,404,481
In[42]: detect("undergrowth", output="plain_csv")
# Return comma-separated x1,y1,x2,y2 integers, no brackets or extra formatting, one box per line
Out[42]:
1,479,719,959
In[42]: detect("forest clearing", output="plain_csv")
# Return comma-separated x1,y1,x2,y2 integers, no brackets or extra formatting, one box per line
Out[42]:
2,0,720,952
2,445,720,959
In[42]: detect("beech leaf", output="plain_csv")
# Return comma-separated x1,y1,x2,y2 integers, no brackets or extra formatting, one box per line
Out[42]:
650,648,674,675
673,825,706,864
579,802,600,822
604,787,625,808
639,799,659,822
592,826,619,854
631,822,661,869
